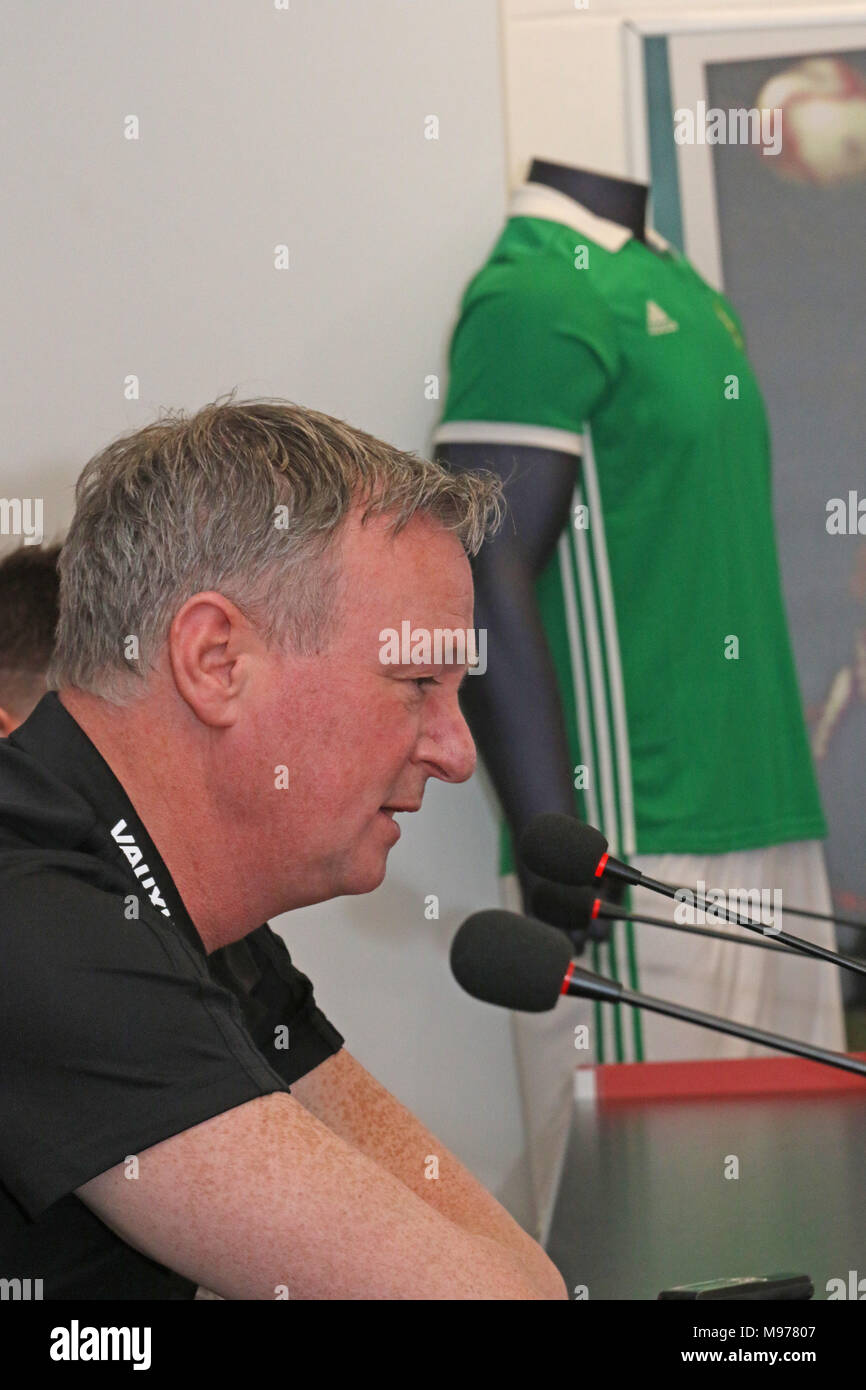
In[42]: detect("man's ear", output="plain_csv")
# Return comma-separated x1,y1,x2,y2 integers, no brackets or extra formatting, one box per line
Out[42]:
167,591,259,729
0,704,21,738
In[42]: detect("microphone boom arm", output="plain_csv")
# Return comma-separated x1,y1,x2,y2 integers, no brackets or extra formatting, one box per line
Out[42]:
563,964,866,1081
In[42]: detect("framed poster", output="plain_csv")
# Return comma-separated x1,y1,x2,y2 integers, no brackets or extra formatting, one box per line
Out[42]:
624,12,866,991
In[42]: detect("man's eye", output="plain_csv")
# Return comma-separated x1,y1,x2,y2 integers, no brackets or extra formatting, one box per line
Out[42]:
413,677,436,690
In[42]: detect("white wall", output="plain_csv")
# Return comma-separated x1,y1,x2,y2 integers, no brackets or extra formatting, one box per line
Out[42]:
2,1,534,1218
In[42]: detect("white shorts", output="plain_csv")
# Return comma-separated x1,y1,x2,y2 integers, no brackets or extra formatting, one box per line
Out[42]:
624,839,846,1061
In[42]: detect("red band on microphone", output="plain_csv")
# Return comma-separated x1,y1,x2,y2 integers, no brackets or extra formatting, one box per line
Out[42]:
560,962,576,996
595,852,608,879
591,898,600,919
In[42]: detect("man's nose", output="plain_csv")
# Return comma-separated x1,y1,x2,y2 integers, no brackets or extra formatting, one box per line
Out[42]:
418,695,477,784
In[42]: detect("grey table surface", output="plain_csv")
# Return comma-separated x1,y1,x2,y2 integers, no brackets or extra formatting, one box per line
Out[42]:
546,1091,866,1301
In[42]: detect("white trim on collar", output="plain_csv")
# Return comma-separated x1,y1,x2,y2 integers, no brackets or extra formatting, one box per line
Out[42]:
508,181,672,255
645,227,671,252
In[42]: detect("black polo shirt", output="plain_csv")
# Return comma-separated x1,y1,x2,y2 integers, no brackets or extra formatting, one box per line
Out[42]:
0,693,345,1299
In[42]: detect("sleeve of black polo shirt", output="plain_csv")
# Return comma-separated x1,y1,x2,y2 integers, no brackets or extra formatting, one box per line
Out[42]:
0,858,339,1223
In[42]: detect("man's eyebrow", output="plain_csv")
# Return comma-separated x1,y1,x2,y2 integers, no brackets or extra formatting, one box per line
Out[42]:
387,661,472,687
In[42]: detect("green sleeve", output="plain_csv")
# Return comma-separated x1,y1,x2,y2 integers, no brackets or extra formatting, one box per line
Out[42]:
440,257,620,436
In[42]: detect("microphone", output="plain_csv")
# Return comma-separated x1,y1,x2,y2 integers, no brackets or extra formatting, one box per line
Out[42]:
450,909,866,1082
450,908,576,1012
532,880,802,956
521,814,642,889
519,812,866,980
531,882,609,947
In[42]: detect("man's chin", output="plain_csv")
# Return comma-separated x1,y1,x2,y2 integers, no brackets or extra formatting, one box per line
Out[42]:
342,862,389,896
282,853,389,909
338,848,392,897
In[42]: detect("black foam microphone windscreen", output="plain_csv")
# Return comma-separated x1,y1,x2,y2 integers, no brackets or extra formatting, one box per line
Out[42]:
519,813,608,886
532,881,597,933
450,909,574,1013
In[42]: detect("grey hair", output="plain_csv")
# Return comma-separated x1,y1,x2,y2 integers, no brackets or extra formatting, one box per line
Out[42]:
47,394,504,702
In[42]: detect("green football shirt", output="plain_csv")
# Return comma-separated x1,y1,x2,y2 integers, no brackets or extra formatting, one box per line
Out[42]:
435,181,826,869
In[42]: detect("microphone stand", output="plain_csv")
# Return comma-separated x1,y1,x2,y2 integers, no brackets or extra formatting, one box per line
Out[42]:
562,963,866,1081
640,877,866,935
591,902,802,954
632,872,866,979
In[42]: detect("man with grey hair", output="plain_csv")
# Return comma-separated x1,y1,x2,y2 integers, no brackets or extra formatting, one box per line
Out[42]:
0,396,567,1300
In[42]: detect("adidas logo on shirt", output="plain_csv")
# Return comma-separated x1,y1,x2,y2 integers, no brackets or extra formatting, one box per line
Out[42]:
646,300,679,335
